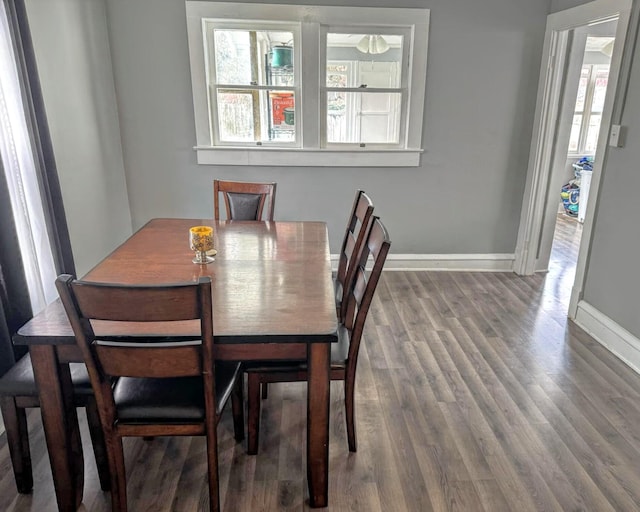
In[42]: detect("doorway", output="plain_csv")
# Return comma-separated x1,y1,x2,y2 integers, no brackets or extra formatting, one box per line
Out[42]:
546,22,617,305
514,0,632,319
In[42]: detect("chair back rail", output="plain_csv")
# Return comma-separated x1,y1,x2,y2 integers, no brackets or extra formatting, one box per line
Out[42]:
69,281,202,321
94,345,202,377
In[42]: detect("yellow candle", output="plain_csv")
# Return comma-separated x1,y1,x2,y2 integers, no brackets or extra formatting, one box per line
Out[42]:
189,226,214,252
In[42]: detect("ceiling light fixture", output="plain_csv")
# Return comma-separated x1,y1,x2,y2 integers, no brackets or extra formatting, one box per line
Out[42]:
356,35,389,55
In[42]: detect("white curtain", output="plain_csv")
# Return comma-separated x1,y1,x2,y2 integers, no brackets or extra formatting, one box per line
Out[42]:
0,3,57,314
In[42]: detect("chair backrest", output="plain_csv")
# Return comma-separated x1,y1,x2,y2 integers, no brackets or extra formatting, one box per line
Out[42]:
55,275,215,427
214,179,277,221
343,216,390,368
336,190,374,322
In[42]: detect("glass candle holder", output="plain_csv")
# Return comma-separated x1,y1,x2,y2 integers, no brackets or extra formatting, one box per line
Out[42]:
189,226,216,264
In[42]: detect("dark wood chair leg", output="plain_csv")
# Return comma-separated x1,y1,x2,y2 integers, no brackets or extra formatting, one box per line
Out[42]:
231,376,245,442
206,424,221,512
108,433,128,512
247,373,261,455
344,376,357,452
84,399,111,491
1,397,33,493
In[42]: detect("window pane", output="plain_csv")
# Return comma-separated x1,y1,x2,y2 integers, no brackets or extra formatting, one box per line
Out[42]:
327,63,349,88
574,66,590,112
584,114,602,153
327,91,401,144
217,90,256,141
216,89,296,143
267,92,295,141
591,66,610,113
326,33,403,88
214,29,294,86
214,30,252,84
568,114,582,153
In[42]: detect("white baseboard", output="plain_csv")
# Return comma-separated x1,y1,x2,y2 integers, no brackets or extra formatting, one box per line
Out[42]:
575,300,640,375
330,253,515,272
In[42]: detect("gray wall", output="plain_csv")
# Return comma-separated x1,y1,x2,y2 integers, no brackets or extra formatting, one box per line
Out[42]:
24,0,132,276
550,0,592,13
103,0,549,254
582,19,640,339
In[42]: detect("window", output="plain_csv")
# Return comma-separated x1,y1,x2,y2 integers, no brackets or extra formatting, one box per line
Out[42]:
568,63,610,155
206,22,300,146
324,30,408,146
186,2,429,167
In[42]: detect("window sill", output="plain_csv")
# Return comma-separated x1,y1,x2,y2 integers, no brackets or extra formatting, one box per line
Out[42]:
194,146,423,167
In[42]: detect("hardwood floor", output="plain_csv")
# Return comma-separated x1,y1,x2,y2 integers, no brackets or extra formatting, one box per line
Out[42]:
3,216,640,511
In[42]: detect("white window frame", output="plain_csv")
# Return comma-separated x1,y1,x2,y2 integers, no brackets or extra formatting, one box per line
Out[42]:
567,63,609,157
186,2,429,167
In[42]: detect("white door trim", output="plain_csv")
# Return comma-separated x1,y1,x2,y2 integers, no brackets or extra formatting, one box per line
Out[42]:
513,0,633,320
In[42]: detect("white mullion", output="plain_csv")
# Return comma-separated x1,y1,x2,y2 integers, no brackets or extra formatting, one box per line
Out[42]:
304,21,321,148
216,83,295,93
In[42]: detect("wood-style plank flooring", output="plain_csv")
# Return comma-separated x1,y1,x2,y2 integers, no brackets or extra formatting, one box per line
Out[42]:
3,214,640,511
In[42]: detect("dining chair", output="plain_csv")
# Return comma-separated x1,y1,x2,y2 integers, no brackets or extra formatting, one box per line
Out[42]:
0,354,110,494
257,189,373,403
245,216,390,453
56,275,245,512
335,190,374,324
213,179,277,221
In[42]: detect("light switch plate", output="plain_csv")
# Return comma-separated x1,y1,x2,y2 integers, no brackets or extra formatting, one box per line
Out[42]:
609,124,624,147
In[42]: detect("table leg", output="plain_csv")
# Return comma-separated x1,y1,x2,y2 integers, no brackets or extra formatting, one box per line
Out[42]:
30,345,84,511
307,342,330,508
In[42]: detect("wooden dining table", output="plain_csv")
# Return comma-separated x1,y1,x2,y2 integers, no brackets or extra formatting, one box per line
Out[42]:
13,218,338,511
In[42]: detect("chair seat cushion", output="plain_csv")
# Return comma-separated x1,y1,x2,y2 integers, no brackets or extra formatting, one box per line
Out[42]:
244,325,350,374
333,276,343,314
114,362,241,424
0,354,93,397
331,324,350,365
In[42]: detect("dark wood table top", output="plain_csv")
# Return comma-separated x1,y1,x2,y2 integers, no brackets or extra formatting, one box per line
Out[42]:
16,219,337,345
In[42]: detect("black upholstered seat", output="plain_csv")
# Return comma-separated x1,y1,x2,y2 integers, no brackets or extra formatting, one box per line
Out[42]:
0,354,93,396
114,363,240,423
